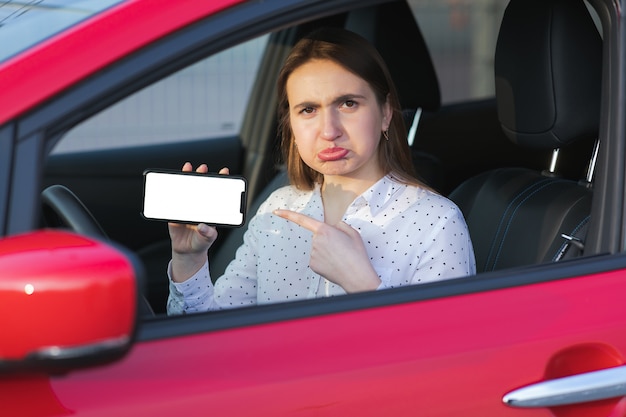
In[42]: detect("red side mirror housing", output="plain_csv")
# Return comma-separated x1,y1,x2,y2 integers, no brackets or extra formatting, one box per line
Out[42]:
0,230,139,373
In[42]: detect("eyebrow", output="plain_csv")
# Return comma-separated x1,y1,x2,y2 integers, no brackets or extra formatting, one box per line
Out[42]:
292,93,368,110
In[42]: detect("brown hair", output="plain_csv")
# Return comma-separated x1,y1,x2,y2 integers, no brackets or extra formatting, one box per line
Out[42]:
276,27,425,190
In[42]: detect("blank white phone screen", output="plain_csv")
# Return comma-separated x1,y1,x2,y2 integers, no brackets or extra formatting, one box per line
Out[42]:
143,171,246,226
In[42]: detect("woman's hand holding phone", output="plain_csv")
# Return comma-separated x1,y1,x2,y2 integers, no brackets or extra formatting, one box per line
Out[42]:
169,163,229,283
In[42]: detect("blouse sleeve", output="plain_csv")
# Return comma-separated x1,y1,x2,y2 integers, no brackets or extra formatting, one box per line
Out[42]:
167,260,218,314
166,198,270,314
409,205,476,284
211,213,262,308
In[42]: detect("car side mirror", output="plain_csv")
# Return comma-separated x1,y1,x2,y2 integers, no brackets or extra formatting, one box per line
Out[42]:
0,230,140,374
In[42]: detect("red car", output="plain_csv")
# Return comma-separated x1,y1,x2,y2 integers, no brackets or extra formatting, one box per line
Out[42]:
1,0,626,415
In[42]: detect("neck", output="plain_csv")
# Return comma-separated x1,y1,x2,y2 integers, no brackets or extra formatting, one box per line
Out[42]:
320,173,385,225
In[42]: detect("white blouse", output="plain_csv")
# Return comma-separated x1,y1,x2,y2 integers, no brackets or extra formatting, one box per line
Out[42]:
168,175,475,314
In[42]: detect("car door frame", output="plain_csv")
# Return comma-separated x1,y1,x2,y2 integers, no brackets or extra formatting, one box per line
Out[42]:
584,0,626,256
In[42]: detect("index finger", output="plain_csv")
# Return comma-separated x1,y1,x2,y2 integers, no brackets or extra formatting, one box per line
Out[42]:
273,209,323,233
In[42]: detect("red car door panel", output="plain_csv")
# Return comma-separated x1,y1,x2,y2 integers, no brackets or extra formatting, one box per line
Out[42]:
20,258,624,416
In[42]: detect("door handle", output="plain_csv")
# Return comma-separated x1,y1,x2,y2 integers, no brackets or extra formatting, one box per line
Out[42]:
503,365,626,408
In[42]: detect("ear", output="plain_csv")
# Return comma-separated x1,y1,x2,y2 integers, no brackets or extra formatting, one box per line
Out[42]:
381,94,392,131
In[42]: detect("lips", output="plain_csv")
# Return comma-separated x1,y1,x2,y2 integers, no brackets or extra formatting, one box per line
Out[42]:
318,147,349,162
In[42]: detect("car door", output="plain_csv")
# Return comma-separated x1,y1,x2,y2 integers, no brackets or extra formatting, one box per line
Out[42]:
2,255,622,416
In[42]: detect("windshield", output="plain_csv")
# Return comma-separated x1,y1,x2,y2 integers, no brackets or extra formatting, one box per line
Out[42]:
0,0,125,63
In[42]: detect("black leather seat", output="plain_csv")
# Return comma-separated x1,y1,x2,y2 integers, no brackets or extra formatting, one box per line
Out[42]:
448,0,602,272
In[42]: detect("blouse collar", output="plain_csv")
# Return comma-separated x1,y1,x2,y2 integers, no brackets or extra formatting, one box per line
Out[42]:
317,175,405,217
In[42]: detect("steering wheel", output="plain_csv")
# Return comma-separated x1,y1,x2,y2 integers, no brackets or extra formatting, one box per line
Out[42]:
41,184,109,240
41,184,155,316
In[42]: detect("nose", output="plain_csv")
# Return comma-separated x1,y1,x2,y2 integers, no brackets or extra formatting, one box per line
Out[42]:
319,109,342,141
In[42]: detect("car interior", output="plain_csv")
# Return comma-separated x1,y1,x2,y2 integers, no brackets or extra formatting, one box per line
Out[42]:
41,0,602,315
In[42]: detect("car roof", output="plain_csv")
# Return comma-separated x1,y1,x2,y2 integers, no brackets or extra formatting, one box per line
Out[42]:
0,0,245,126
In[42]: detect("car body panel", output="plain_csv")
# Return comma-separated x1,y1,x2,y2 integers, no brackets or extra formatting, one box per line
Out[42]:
15,261,621,416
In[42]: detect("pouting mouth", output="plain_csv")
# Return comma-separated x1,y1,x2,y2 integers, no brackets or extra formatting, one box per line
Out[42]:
318,147,349,161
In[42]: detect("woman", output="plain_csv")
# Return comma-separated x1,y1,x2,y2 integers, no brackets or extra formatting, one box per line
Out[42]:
167,28,475,314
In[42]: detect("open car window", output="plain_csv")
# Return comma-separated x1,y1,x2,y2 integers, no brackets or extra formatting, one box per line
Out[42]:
46,0,509,316
41,0,605,320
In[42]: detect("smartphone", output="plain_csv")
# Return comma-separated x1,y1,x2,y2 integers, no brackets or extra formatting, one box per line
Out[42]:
142,169,247,227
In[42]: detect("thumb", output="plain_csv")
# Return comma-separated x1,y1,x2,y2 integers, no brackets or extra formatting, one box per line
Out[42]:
197,223,218,240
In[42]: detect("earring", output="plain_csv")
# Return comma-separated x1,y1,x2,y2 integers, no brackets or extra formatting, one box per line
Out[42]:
382,130,390,141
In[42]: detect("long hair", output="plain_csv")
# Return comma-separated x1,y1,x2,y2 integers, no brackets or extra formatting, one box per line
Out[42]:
276,27,425,190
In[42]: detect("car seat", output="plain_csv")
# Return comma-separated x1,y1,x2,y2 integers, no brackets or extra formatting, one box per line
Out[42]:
448,0,602,272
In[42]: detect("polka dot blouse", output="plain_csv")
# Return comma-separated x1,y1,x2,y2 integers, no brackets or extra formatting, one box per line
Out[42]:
168,175,476,314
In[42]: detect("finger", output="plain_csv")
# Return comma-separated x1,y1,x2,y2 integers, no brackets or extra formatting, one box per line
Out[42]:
273,209,323,233
335,221,360,237
218,167,230,175
182,162,209,173
197,223,217,240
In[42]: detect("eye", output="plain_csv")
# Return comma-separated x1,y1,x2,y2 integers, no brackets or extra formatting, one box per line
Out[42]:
299,106,315,114
343,99,358,109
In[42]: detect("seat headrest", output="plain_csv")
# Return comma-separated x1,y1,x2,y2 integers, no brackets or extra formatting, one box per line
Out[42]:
346,0,441,112
495,0,602,149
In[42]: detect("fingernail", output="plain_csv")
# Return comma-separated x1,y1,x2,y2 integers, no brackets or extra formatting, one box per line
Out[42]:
197,223,208,234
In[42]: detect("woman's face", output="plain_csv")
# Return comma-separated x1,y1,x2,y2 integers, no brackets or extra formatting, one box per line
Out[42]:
286,59,391,183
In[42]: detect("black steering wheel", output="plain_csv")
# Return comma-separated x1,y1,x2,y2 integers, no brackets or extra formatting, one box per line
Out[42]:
41,184,154,316
41,184,109,240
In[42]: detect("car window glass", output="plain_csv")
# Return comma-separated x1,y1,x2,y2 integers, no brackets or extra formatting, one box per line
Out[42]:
0,0,124,63
52,35,269,154
408,0,600,104
408,0,507,104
